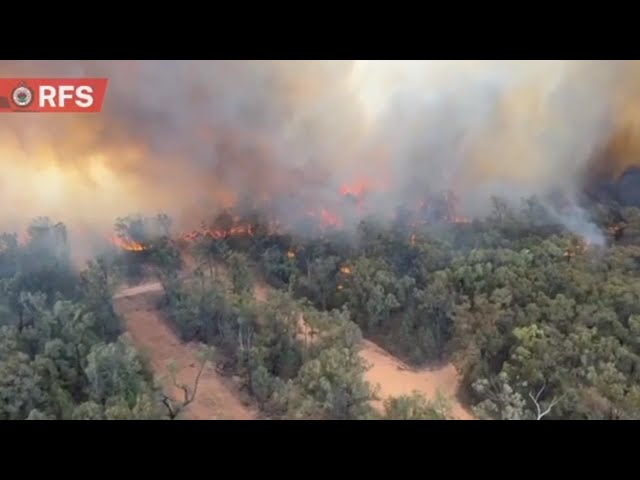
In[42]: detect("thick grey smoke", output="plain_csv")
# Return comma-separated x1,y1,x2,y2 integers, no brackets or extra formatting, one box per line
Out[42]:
0,60,638,245
359,60,633,244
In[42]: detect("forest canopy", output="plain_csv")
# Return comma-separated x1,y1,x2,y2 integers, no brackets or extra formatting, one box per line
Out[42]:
3,194,640,420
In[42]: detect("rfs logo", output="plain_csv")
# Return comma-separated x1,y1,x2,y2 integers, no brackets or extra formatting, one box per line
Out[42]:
0,77,108,113
11,82,34,108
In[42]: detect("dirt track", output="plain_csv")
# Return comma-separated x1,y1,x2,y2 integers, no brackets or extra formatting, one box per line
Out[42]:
361,340,474,420
115,283,256,420
251,281,474,420
115,273,473,420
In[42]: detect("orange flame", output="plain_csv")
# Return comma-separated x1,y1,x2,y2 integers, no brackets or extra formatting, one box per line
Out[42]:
319,208,343,228
340,266,352,275
112,235,146,252
340,179,370,198
179,223,254,243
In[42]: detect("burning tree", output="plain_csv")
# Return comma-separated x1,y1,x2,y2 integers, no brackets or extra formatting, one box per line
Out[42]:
113,214,173,252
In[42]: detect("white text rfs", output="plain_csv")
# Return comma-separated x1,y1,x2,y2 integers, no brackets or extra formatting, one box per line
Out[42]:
38,85,94,108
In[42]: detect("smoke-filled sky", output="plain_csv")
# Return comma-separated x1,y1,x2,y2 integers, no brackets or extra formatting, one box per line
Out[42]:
1,60,640,243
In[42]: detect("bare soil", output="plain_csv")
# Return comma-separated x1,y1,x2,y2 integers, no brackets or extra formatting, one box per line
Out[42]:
114,260,474,420
361,340,474,420
252,281,474,420
114,283,257,420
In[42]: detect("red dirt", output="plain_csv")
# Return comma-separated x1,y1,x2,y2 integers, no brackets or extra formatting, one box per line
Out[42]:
253,282,269,303
114,281,164,299
361,340,474,420
114,283,256,420
115,255,473,420
250,280,474,420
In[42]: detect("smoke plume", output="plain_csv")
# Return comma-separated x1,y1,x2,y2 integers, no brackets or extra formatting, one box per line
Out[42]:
1,60,640,249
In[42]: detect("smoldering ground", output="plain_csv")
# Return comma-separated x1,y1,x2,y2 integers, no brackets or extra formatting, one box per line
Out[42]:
1,60,640,255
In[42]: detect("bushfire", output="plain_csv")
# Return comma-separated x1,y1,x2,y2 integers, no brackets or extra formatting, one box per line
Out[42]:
112,235,146,252
109,180,474,252
181,224,254,242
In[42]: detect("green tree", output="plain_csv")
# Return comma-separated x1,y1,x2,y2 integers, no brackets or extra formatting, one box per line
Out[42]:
150,238,183,303
286,346,374,420
85,337,158,417
226,252,254,295
80,258,122,341
383,391,451,420
295,255,340,310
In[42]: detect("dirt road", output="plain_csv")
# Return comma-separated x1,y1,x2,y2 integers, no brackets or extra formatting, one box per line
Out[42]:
115,282,256,420
115,268,473,420
252,281,474,420
361,340,474,420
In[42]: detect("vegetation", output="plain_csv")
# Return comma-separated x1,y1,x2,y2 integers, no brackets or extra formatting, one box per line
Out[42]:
383,391,451,420
163,266,378,419
169,195,640,420
5,193,640,420
0,218,161,420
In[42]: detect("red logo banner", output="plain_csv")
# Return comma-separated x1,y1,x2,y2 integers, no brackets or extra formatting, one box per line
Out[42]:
0,78,109,112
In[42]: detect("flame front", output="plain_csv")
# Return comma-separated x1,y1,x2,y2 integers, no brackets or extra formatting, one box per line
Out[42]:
179,223,255,243
112,235,146,252
110,179,475,252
